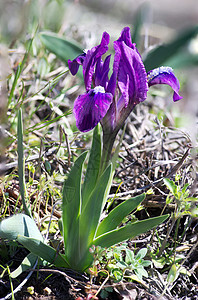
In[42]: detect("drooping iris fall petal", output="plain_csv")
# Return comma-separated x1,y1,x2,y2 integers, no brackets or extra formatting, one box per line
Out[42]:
73,86,113,132
68,53,86,75
147,67,183,102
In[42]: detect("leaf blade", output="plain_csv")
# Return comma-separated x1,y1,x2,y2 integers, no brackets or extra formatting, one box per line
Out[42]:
78,165,113,271
17,235,69,268
40,32,84,63
80,164,112,246
143,25,198,71
82,124,102,208
0,214,43,241
163,178,177,195
62,151,87,266
94,215,169,248
10,253,38,278
17,109,31,217
96,193,145,237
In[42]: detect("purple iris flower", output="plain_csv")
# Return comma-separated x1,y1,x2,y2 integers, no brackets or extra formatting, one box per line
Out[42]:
68,27,182,134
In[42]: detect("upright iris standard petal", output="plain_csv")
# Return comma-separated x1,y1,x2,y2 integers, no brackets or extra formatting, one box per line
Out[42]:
83,32,110,91
114,39,148,108
95,55,111,88
73,86,113,132
117,26,135,50
147,67,183,101
117,27,143,60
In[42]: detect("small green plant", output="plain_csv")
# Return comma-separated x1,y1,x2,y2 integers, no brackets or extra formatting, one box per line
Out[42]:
164,174,198,216
90,244,151,283
158,175,198,257
147,174,198,298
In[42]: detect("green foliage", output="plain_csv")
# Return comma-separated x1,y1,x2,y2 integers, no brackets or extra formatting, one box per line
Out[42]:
99,287,113,299
40,31,84,81
94,214,168,249
167,264,178,284
62,151,88,270
164,175,198,218
2,2,196,296
10,253,38,279
96,194,145,237
150,174,198,277
0,214,68,277
90,244,151,282
165,51,198,69
143,25,198,71
17,235,69,268
82,125,102,206
42,0,65,32
131,2,150,48
40,21,198,74
40,32,83,65
17,109,32,218
0,214,43,241
0,119,169,275
60,125,168,271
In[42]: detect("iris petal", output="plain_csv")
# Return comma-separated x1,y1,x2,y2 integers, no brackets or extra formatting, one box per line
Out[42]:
147,67,182,101
69,28,183,135
118,27,143,60
114,39,148,108
107,70,117,96
95,55,111,88
68,53,86,75
73,88,113,132
117,27,135,50
83,32,110,90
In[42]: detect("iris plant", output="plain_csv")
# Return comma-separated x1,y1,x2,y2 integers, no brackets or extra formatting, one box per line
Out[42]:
0,28,183,278
69,27,182,170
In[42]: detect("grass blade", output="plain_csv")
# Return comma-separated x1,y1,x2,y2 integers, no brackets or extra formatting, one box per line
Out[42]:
8,34,34,105
17,109,31,217
131,3,150,48
8,64,21,105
